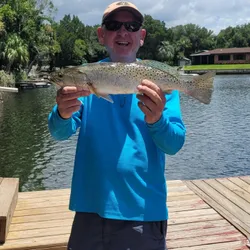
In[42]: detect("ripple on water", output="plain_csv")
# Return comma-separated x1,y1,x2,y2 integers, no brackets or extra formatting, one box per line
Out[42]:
0,76,250,191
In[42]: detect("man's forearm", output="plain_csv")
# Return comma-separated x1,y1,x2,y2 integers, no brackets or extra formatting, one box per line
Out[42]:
48,105,82,140
147,115,186,155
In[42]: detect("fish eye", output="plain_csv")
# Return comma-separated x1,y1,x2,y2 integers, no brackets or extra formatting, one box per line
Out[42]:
58,72,63,78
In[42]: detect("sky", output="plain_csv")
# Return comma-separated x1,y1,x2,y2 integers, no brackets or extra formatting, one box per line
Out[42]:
52,0,250,34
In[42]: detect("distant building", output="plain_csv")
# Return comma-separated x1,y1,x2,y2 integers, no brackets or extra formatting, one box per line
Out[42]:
190,47,250,65
178,57,191,67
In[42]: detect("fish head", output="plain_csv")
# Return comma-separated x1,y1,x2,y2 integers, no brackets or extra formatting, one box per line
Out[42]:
49,67,90,88
49,69,65,86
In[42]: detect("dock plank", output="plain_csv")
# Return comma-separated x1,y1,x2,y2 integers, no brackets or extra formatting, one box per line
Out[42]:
172,241,249,250
16,195,70,206
13,206,69,217
229,177,250,194
185,177,250,239
169,208,217,218
168,194,198,202
168,197,203,205
0,87,18,93
167,190,194,197
168,226,242,240
0,178,249,250
11,212,74,224
169,213,222,225
205,179,250,217
167,185,191,192
17,189,70,200
7,226,70,240
0,234,69,250
167,232,246,248
168,219,231,232
0,178,19,243
168,202,210,212
217,178,250,203
15,200,69,211
9,219,73,232
240,176,250,186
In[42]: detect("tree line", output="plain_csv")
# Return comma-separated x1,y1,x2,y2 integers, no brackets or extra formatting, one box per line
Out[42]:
1,0,250,84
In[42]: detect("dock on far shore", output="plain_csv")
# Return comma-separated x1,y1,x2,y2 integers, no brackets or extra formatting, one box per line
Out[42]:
0,86,18,93
0,176,250,250
15,80,51,90
184,69,250,75
0,81,51,93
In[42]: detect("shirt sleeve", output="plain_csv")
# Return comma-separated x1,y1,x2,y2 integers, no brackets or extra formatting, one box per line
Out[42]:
47,98,84,140
147,90,186,155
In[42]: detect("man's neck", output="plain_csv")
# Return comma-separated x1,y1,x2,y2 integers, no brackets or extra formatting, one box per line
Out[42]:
110,54,137,63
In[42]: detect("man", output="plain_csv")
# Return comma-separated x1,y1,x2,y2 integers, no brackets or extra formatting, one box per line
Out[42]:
48,1,186,249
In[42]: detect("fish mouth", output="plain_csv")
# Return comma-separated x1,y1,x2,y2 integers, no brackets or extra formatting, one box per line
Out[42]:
48,75,61,84
116,41,130,46
48,70,65,84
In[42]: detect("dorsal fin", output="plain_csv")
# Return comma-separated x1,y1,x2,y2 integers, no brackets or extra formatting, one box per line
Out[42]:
136,60,180,76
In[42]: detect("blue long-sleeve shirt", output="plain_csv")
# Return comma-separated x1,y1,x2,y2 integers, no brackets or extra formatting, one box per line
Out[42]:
48,59,186,221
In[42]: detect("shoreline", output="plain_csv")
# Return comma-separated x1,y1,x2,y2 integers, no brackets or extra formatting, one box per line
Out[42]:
184,69,250,75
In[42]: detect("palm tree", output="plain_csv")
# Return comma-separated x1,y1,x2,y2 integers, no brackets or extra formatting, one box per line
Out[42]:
0,16,4,33
3,34,29,72
157,41,175,64
0,17,6,65
176,37,192,57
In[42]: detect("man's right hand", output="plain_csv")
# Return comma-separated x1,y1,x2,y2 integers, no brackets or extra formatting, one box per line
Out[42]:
56,86,91,119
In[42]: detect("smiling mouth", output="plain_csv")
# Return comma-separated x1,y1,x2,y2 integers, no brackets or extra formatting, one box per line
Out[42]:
116,41,129,46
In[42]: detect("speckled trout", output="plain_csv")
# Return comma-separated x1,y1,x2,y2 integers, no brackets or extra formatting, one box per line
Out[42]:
49,60,215,104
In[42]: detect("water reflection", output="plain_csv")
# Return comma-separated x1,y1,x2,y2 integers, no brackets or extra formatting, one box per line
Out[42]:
0,75,250,191
166,74,250,180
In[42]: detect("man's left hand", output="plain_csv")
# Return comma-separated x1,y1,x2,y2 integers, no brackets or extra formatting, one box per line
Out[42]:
137,79,167,124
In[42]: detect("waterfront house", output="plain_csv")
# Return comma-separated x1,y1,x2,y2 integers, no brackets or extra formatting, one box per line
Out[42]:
190,47,250,65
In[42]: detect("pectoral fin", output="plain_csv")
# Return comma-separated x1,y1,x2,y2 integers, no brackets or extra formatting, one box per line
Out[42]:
88,85,114,103
98,93,114,103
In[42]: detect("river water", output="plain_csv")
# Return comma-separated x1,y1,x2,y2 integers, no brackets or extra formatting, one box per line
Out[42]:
0,74,250,191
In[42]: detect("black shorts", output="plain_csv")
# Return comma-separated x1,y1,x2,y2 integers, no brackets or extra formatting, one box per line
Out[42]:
68,212,168,250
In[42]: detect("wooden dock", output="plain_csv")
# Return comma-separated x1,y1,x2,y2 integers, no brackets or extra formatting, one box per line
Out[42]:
15,81,51,89
0,176,249,250
184,176,250,239
0,87,18,93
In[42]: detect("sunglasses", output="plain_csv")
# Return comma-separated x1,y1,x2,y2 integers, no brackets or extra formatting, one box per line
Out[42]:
103,20,142,32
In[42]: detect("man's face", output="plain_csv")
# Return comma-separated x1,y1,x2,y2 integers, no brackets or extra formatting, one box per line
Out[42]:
97,11,146,62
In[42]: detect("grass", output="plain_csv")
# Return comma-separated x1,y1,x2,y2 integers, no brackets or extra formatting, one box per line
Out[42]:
184,64,250,70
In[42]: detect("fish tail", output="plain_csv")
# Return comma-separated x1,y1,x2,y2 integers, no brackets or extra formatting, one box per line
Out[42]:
186,71,215,104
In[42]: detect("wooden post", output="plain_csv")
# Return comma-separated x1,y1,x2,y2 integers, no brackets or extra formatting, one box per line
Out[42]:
0,178,19,243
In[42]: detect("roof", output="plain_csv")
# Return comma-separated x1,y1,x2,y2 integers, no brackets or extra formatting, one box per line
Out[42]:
179,57,191,61
190,50,210,56
190,47,250,56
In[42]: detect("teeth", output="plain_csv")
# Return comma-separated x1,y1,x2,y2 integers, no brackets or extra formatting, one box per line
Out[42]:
117,42,129,45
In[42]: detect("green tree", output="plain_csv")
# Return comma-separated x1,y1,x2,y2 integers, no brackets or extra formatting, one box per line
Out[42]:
138,15,169,60
55,15,80,66
0,0,57,72
170,24,215,56
73,39,87,64
216,24,250,48
216,26,235,48
3,34,29,72
231,32,248,47
156,41,175,65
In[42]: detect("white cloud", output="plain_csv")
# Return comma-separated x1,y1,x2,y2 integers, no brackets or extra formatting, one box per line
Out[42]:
52,0,250,34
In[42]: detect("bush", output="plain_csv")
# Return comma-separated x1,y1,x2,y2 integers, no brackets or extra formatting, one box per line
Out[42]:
14,70,28,82
0,70,15,87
